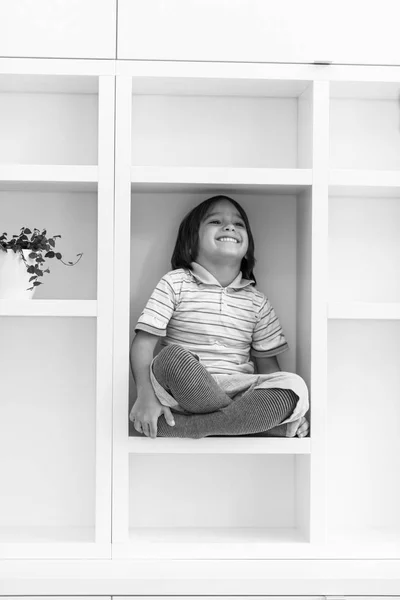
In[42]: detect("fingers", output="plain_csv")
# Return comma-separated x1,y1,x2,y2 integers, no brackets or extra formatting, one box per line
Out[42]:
133,418,158,438
133,418,144,435
162,407,175,427
149,421,157,439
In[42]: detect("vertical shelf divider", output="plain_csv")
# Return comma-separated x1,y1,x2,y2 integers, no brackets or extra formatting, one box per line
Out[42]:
112,75,133,547
95,75,116,549
309,79,330,544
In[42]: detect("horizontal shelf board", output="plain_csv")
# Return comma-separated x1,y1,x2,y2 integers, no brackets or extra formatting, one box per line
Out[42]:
0,527,111,558
0,165,98,192
0,526,94,543
331,80,400,100
0,74,99,94
131,167,312,194
330,170,400,197
0,300,97,317
328,302,400,320
129,526,306,544
130,77,312,98
123,527,308,559
128,436,310,454
327,527,400,558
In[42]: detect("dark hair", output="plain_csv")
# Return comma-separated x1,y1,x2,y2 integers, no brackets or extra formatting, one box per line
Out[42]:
171,195,256,284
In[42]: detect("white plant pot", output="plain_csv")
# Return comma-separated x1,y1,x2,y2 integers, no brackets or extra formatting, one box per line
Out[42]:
0,249,37,299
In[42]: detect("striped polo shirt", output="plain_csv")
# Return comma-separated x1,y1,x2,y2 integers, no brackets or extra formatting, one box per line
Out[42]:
135,262,289,375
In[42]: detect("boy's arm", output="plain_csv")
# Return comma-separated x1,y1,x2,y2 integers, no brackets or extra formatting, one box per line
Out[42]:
129,330,175,437
129,330,159,394
254,354,281,374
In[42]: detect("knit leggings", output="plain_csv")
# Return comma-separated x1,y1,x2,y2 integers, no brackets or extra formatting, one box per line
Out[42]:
150,344,298,439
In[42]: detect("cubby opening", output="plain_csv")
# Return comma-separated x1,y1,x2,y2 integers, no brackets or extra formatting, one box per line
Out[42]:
128,186,312,439
327,320,400,555
128,453,310,556
330,81,400,171
0,190,98,300
0,75,99,166
0,317,97,544
329,191,400,303
131,79,313,169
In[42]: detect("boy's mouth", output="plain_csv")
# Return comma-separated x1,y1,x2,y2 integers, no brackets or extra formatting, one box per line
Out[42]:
216,236,240,244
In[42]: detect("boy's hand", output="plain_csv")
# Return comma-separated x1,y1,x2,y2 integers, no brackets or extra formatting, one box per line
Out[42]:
129,391,175,438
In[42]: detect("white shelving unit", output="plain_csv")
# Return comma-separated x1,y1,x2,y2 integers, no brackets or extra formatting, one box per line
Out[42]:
0,59,115,559
112,61,400,561
2,55,400,570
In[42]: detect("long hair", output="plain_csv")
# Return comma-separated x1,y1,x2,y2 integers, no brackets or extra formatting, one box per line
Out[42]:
171,195,256,284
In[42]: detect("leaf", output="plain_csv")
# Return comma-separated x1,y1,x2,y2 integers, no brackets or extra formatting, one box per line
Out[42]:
45,251,55,258
33,281,42,287
55,252,62,260
49,239,55,248
24,228,32,234
27,266,35,274
29,276,37,282
28,252,36,259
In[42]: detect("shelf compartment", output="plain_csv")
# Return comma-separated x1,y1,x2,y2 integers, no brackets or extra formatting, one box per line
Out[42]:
329,192,400,302
327,320,400,558
131,166,312,194
0,299,97,317
0,165,98,192
328,302,400,320
0,317,97,553
0,74,98,166
131,82,313,169
127,453,310,558
1,189,97,300
330,81,400,171
128,436,310,454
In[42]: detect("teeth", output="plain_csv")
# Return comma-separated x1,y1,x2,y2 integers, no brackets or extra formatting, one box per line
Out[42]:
218,237,238,243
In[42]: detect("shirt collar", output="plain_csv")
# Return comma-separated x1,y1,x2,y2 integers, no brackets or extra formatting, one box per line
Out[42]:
190,261,254,289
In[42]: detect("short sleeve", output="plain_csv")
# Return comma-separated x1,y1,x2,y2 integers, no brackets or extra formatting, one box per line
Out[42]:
251,296,289,357
135,273,177,337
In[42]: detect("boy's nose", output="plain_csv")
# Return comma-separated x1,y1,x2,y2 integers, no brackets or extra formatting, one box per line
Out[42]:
224,224,235,231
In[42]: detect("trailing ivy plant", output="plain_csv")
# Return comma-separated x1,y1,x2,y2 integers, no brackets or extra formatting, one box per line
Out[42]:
0,227,83,291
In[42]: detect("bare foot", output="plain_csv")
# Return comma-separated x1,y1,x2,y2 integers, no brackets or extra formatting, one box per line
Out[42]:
286,416,309,438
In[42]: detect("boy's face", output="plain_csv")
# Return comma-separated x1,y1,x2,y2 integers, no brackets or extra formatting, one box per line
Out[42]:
196,200,249,267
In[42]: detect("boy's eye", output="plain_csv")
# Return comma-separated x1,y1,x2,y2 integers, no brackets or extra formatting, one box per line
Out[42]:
208,220,245,227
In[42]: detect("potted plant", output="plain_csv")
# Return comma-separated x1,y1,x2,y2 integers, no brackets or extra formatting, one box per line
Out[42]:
0,227,83,299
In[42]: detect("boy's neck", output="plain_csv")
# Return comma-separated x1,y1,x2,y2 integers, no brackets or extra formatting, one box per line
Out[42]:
194,259,241,288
